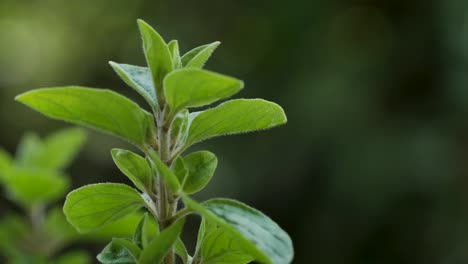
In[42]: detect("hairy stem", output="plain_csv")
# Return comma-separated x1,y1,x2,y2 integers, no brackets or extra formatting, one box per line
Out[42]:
155,106,177,264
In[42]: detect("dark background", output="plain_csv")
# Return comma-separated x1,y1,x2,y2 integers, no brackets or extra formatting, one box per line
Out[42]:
2,0,468,263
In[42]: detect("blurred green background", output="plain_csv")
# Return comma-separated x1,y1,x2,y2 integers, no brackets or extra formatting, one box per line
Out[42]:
1,0,468,263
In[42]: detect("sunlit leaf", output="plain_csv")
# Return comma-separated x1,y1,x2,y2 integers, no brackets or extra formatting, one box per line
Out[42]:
111,149,152,192
164,69,243,112
187,99,287,146
181,42,220,68
16,87,155,148
63,183,145,233
138,19,173,99
97,238,140,264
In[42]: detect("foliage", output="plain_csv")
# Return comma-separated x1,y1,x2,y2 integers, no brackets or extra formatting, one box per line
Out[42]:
16,19,293,264
0,128,90,263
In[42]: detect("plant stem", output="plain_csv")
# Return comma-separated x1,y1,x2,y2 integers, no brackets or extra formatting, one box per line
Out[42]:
155,106,177,264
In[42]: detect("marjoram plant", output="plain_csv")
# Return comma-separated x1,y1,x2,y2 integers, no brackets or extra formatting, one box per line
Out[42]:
15,20,294,264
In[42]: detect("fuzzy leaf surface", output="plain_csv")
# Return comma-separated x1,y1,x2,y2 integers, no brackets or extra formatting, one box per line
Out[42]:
15,87,154,148
187,99,287,145
97,238,140,264
164,69,243,112
182,151,217,194
181,42,220,68
183,196,294,264
147,149,181,194
111,149,152,192
109,62,157,109
63,183,145,233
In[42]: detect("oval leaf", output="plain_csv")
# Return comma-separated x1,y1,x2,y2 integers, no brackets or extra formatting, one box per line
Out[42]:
137,19,173,98
183,196,294,264
109,62,158,109
139,218,185,264
3,168,69,206
164,69,243,112
63,183,145,233
183,151,217,194
195,219,253,264
15,87,155,148
181,42,220,68
187,99,287,146
111,149,152,193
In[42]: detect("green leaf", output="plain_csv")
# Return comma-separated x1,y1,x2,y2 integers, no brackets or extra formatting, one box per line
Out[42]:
63,183,145,233
170,110,190,149
168,40,182,70
181,42,220,68
182,151,217,194
109,62,158,109
3,168,69,206
187,99,287,146
195,219,253,264
137,19,173,98
175,238,192,264
0,148,12,174
54,251,91,264
15,87,155,148
164,69,243,112
111,149,152,193
147,149,181,194
40,127,86,170
139,218,185,264
182,196,294,264
172,156,188,187
133,212,156,248
97,238,140,264
15,132,42,167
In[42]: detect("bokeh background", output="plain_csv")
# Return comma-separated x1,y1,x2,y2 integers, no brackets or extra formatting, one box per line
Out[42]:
1,0,468,263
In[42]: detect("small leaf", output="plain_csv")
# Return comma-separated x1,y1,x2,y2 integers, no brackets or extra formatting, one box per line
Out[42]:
63,183,145,233
40,127,86,170
111,149,152,193
15,132,42,167
147,149,181,194
3,168,69,206
183,151,217,194
139,218,185,264
109,62,158,109
182,196,294,264
54,251,91,264
181,42,220,68
175,238,192,264
170,110,189,149
16,87,155,148
172,156,188,187
168,40,182,69
187,99,287,146
164,69,243,112
194,219,253,264
133,212,155,248
97,238,141,264
0,148,12,174
138,19,173,99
